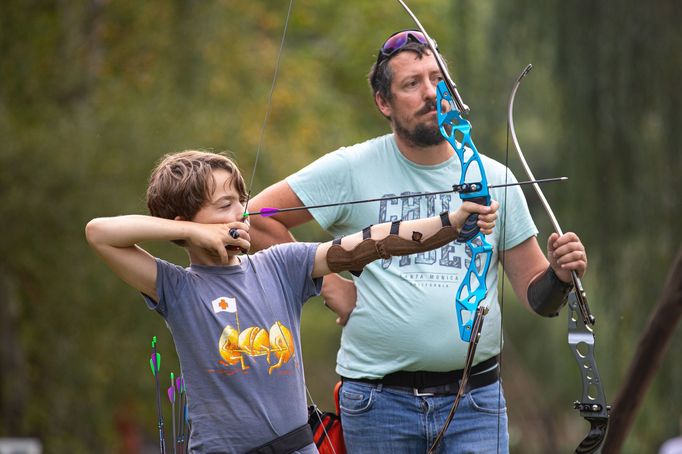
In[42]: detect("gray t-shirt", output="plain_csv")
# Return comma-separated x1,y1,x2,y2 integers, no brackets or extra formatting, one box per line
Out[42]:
144,242,321,453
288,134,538,377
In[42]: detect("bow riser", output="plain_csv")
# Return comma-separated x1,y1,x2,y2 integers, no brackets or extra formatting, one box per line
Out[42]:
436,81,494,342
437,84,490,205
455,239,493,341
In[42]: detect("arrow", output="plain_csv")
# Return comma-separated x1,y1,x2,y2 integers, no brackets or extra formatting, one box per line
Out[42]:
243,177,566,217
150,336,166,454
182,400,190,453
167,372,177,454
175,375,186,453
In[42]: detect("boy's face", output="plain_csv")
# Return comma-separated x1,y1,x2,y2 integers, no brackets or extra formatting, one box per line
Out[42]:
191,169,245,225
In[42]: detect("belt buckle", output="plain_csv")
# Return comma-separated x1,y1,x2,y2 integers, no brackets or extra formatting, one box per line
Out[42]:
412,387,434,397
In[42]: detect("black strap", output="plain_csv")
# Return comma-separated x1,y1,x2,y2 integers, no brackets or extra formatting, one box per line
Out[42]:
440,210,451,227
333,233,364,277
390,220,401,234
246,424,314,454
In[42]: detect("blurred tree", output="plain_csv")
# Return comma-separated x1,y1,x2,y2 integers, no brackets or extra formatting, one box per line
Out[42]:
0,0,680,452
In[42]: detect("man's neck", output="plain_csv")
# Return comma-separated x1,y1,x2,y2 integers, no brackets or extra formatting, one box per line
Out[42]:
393,133,453,166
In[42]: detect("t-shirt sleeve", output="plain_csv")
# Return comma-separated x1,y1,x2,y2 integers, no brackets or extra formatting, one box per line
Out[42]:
266,243,322,305
286,150,353,230
142,258,189,317
489,168,539,250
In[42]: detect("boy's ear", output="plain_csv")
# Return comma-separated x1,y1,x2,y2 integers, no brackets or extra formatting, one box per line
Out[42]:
174,215,186,221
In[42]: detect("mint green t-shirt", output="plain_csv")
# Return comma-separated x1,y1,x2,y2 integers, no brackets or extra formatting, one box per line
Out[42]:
288,134,538,377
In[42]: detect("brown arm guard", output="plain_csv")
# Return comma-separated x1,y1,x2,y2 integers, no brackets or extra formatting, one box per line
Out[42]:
327,212,458,276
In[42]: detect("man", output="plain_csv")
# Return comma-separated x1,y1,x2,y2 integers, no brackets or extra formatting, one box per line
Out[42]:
249,30,587,453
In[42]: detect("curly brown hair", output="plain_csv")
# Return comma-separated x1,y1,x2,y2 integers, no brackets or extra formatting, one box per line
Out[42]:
146,150,247,221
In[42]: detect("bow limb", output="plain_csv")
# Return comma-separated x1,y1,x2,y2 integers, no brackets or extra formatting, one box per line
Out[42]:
395,0,469,115
507,64,609,453
507,64,594,324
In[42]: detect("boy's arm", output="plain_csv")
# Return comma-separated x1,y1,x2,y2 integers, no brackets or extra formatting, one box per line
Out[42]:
86,215,178,301
311,201,499,278
85,215,249,301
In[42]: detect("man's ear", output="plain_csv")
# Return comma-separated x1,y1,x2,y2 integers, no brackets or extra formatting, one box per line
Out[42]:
375,92,392,118
174,215,185,221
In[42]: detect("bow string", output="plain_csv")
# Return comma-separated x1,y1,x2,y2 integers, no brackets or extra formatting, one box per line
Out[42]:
240,1,338,452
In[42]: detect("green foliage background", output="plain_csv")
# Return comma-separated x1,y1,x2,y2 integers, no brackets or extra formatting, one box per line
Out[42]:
0,1,680,452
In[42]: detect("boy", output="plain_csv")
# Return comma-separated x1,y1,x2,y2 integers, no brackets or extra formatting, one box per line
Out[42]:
85,150,498,453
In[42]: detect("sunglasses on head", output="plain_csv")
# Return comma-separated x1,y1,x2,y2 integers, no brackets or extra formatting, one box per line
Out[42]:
376,30,437,65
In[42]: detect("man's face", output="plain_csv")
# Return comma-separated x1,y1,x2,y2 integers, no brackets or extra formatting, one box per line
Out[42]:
191,169,245,225
378,50,445,147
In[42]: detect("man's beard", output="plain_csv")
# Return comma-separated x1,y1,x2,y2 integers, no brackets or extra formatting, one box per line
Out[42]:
393,103,445,147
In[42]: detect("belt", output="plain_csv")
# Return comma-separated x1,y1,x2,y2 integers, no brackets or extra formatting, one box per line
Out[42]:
343,355,500,397
245,423,313,454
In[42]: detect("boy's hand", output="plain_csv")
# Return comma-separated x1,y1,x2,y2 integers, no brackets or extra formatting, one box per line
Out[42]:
187,221,251,263
451,200,499,235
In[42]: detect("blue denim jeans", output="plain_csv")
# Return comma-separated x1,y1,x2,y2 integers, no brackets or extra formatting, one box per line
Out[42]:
339,379,509,454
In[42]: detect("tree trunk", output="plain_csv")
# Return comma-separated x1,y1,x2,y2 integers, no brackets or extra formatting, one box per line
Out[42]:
602,246,682,453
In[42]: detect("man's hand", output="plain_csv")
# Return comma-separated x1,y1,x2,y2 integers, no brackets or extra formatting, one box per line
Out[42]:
547,232,587,282
321,273,357,326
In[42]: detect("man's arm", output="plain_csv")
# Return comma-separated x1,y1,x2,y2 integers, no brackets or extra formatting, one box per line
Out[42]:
503,232,588,314
248,180,313,250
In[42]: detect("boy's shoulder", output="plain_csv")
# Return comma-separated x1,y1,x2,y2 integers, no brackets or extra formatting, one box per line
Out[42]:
253,242,318,266
250,243,319,282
